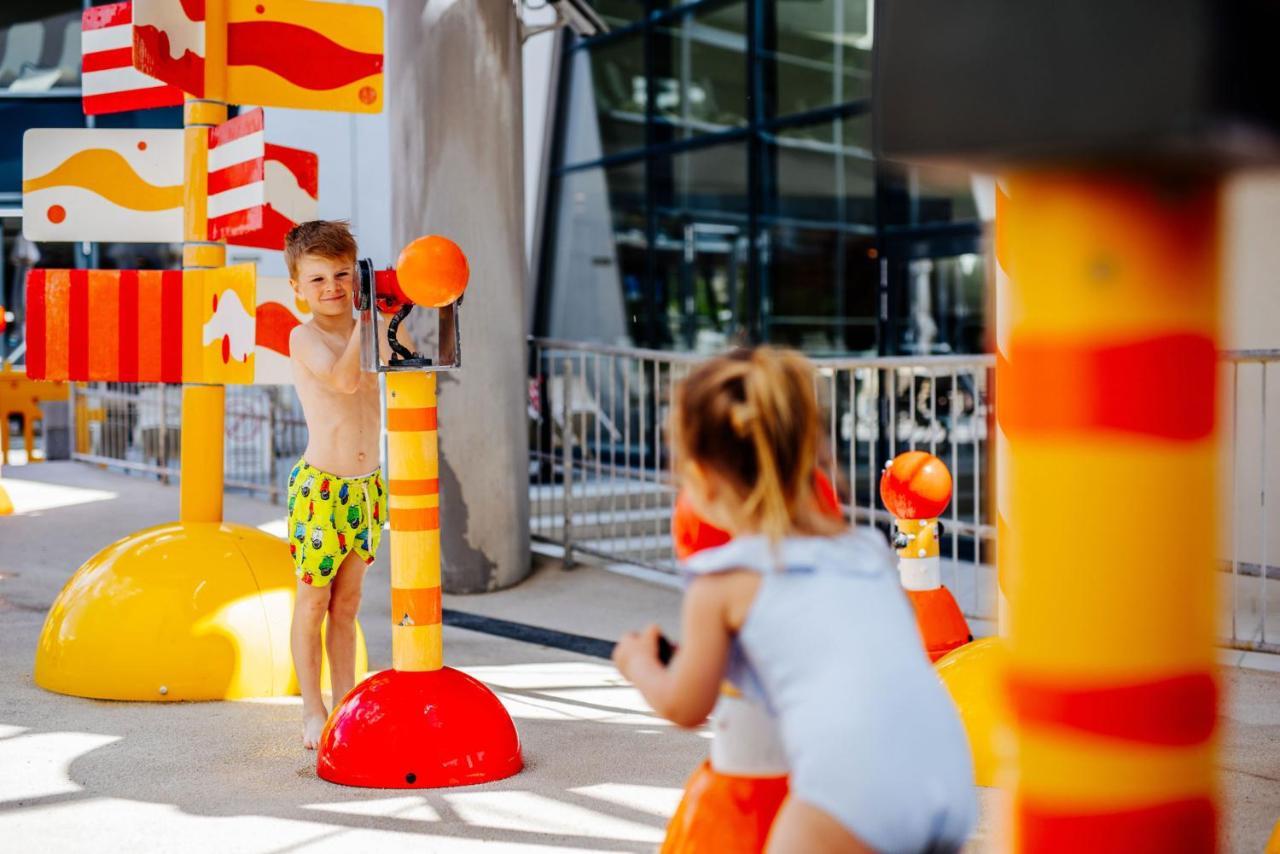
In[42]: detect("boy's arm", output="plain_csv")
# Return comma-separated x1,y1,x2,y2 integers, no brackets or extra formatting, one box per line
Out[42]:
290,323,363,394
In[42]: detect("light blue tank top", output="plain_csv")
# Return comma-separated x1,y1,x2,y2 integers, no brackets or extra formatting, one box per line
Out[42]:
683,528,977,853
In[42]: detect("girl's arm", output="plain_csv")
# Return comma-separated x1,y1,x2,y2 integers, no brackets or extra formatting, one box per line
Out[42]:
613,574,735,728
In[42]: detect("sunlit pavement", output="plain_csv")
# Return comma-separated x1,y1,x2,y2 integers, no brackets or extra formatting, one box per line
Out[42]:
0,463,1276,851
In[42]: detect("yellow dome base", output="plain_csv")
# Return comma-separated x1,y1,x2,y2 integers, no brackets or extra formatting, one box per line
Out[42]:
0,482,11,515
34,521,368,701
935,636,1008,788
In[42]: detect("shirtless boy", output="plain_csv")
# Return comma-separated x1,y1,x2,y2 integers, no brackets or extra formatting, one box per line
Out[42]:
284,220,385,749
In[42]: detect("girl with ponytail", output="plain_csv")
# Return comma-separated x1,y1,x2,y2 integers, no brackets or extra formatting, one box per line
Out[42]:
614,347,976,853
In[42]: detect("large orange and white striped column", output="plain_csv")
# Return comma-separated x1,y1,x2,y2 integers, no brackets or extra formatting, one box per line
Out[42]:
998,172,1220,851
385,371,443,672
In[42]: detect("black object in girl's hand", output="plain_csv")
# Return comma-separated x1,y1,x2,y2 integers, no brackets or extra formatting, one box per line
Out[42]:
657,633,676,666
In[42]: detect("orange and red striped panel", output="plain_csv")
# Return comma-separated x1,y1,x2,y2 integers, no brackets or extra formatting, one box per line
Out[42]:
26,268,184,383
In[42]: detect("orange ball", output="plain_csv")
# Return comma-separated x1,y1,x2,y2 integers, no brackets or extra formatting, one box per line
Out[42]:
879,451,952,519
395,235,469,308
672,469,844,561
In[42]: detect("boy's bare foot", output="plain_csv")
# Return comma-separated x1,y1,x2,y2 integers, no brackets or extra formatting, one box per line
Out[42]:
302,711,328,750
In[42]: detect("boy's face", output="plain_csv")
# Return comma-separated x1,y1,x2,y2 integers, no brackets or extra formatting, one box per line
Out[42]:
291,253,356,318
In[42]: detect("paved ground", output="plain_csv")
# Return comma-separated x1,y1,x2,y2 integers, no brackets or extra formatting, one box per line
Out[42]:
0,462,1277,852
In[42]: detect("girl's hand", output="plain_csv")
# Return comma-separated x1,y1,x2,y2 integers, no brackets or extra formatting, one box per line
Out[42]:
613,624,662,680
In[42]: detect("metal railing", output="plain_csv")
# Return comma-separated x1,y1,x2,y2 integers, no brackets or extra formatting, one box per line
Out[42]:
529,338,1280,653
49,342,1280,654
528,338,997,620
68,382,308,503
1224,350,1280,654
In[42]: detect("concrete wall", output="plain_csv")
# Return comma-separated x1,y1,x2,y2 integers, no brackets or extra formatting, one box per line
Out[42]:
389,0,531,593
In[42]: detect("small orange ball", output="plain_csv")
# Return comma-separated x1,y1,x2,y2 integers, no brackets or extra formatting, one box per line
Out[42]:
395,235,469,308
879,451,952,519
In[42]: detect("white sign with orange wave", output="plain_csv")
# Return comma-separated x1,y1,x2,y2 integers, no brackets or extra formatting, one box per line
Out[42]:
22,129,184,243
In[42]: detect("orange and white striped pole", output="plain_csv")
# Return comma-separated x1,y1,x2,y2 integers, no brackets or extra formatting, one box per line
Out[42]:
386,371,443,672
998,172,1219,851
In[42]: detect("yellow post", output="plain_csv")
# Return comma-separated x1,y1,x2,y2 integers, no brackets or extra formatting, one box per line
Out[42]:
179,96,227,524
999,172,1219,851
385,371,443,672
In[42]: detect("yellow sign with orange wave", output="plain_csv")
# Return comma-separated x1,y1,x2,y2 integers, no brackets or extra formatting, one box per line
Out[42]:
132,0,383,114
224,0,383,113
22,129,184,243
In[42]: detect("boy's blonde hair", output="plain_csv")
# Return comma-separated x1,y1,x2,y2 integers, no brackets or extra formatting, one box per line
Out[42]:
673,347,845,541
284,220,357,279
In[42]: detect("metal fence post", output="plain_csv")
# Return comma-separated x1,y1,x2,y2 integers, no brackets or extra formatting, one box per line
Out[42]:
562,356,575,568
159,384,170,484
267,387,279,504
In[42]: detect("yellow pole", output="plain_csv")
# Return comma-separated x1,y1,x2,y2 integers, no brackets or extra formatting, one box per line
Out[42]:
179,95,227,524
385,371,443,672
999,172,1219,851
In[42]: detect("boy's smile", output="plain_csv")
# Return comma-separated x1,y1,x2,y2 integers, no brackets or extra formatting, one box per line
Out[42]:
292,253,355,317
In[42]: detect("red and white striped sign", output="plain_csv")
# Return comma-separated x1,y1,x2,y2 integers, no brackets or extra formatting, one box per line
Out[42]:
207,108,319,249
82,2,184,116
207,107,266,240
231,143,319,250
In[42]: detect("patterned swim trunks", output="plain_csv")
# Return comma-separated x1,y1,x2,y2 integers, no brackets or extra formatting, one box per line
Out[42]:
286,459,386,587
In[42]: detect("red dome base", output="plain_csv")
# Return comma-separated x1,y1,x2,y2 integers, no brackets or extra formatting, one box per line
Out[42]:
316,666,523,788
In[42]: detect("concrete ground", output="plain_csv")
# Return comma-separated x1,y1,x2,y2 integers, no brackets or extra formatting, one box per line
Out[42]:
0,462,1277,852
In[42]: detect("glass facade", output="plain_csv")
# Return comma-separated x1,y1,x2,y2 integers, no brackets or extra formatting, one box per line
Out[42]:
536,0,987,355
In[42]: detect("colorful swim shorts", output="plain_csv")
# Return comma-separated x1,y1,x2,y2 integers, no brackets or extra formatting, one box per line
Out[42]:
286,459,386,587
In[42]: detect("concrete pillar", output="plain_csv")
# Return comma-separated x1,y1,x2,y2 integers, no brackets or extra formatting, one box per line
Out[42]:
389,0,531,593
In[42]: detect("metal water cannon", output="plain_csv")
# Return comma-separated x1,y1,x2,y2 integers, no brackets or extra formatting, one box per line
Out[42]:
355,234,468,371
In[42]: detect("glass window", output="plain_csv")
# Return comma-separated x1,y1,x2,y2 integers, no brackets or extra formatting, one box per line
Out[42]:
885,252,986,355
540,0,989,357
651,1,747,143
94,107,183,130
764,226,877,353
566,34,647,164
652,217,748,351
907,167,981,225
586,0,646,30
545,161,647,345
652,141,749,220
765,113,874,226
765,0,872,119
0,5,81,93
